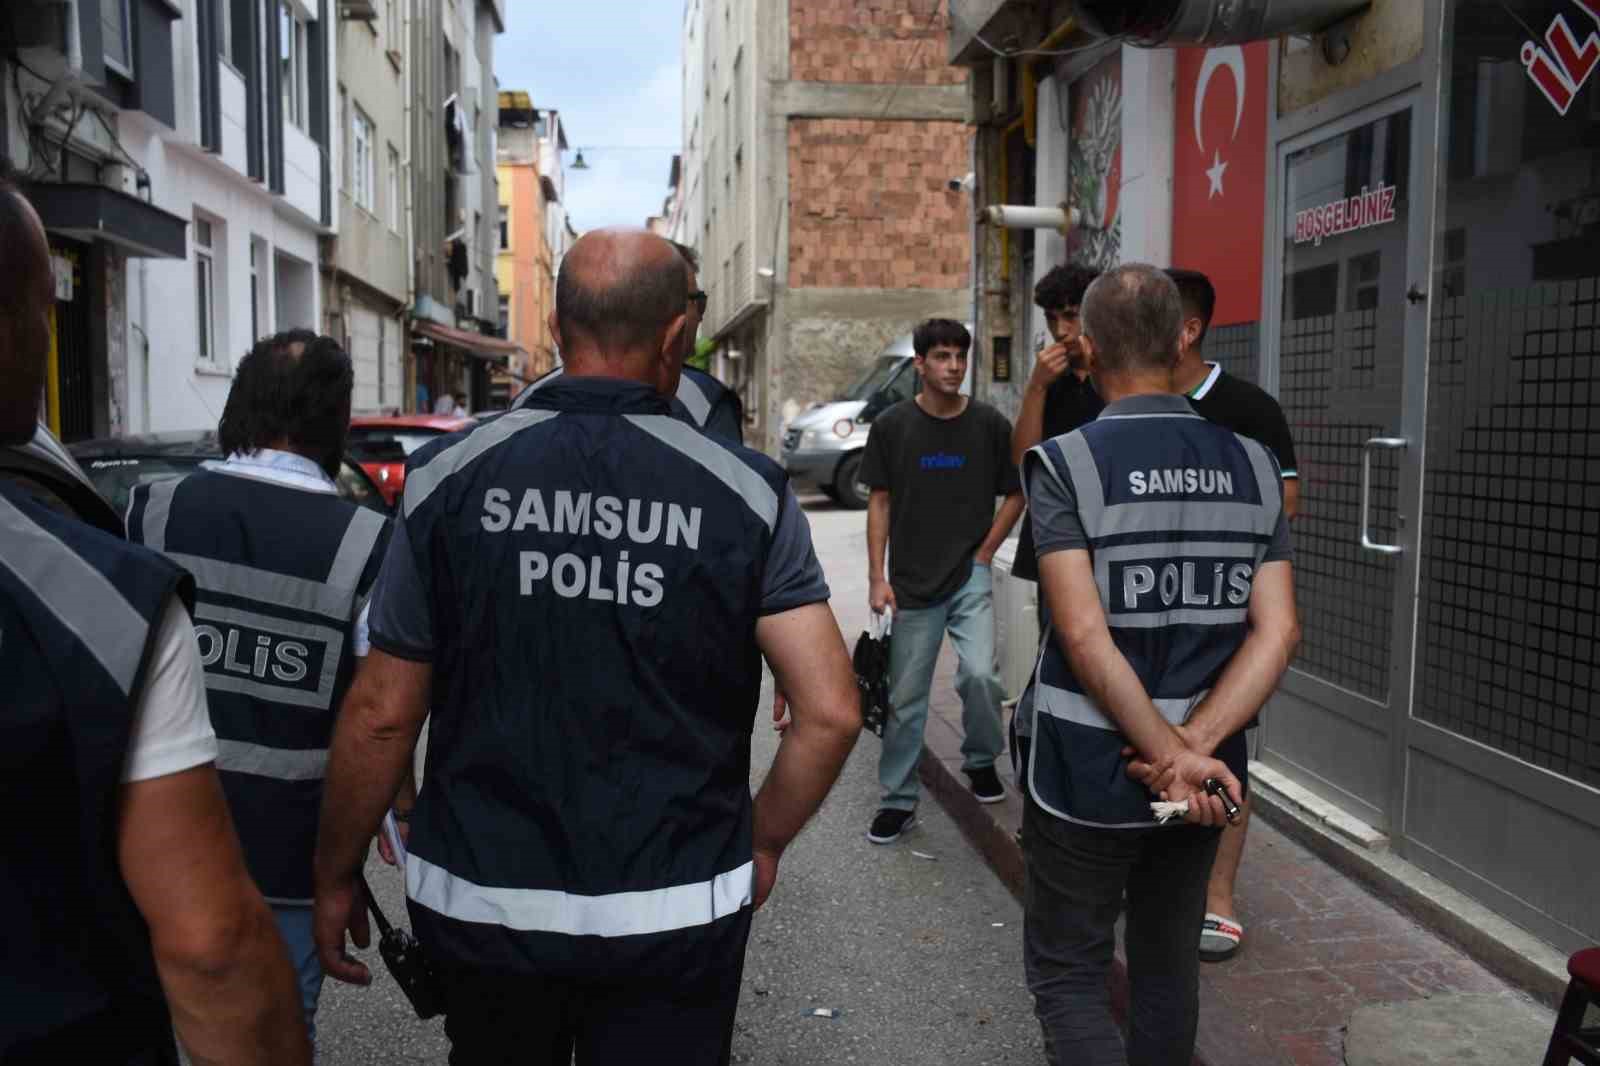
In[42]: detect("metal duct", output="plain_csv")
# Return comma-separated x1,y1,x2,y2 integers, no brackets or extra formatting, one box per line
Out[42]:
1076,0,1371,47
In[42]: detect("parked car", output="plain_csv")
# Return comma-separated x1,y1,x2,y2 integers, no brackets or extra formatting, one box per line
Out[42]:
780,326,973,509
348,414,476,506
68,431,392,518
1,423,126,536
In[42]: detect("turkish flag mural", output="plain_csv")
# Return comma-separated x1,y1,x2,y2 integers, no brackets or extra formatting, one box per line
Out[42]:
1172,43,1270,327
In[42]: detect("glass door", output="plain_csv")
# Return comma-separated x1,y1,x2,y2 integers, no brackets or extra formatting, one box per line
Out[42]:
1257,95,1431,830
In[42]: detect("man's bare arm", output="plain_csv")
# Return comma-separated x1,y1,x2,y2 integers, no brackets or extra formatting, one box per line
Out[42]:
1168,560,1299,756
752,603,862,906
1282,479,1301,520
1011,342,1070,466
1038,549,1185,765
866,488,895,613
313,651,432,984
977,492,1025,564
119,766,310,1066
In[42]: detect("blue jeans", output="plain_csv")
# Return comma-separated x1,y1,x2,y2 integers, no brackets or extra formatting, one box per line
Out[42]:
879,562,1006,811
272,904,324,1047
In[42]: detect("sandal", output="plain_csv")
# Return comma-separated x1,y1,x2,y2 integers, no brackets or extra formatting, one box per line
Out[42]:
1199,913,1242,962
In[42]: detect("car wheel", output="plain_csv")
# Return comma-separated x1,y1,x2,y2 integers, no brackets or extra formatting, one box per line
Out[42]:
833,453,870,510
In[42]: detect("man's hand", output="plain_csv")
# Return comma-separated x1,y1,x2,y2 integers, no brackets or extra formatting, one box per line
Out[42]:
772,689,792,734
314,874,372,986
974,548,995,568
752,846,780,910
869,577,897,615
1129,749,1242,828
1028,342,1072,389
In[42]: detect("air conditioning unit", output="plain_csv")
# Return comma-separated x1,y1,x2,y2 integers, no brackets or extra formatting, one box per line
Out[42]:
1076,0,1371,46
990,538,1041,703
10,0,82,84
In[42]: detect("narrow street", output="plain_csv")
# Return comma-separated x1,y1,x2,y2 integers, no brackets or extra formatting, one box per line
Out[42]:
317,497,1041,1063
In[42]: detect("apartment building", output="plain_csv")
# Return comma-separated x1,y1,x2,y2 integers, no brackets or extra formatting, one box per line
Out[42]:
409,0,513,415
323,0,410,414
495,90,564,393
677,0,972,453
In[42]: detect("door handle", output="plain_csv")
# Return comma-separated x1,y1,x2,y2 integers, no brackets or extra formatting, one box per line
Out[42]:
1360,437,1407,555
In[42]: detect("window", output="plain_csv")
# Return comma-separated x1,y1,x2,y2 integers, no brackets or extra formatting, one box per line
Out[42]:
352,106,375,211
103,0,131,74
338,87,348,186
498,204,509,250
387,144,401,231
498,292,509,332
280,2,308,131
248,239,260,344
220,0,235,66
195,217,219,365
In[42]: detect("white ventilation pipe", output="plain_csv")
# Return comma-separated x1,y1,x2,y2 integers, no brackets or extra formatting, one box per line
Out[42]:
979,204,1080,231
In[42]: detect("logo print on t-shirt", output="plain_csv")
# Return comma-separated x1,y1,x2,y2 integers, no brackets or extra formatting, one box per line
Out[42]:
919,452,967,471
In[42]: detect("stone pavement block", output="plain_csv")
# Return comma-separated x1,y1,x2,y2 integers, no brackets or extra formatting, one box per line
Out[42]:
1342,993,1553,1065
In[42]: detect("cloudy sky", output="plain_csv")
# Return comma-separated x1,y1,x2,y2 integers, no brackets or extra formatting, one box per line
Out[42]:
496,3,684,233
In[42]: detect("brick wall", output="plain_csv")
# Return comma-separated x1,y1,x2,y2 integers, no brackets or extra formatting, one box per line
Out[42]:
789,0,967,86
787,118,971,289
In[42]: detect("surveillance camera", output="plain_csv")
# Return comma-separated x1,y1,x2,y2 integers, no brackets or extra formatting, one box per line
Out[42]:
947,172,975,194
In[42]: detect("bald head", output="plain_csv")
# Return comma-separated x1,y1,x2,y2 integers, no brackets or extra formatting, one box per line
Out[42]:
554,227,691,362
0,162,54,444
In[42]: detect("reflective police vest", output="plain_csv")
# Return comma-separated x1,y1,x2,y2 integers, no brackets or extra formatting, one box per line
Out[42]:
0,483,187,1062
518,364,745,443
128,469,390,903
397,377,781,979
1024,393,1283,828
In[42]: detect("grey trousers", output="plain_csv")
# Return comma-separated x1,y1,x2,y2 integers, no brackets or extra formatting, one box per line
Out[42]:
1022,796,1221,1066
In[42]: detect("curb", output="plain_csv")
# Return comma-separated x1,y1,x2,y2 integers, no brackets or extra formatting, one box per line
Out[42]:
1248,766,1569,1010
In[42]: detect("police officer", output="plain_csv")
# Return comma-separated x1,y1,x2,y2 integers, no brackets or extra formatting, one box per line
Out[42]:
513,240,746,443
127,330,392,1046
0,163,310,1063
1018,265,1300,1066
313,228,861,1064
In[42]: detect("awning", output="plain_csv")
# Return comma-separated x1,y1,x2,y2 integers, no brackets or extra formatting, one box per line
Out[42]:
25,182,188,259
412,320,525,364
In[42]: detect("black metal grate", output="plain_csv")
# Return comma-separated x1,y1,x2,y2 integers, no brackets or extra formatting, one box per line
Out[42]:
1280,313,1400,703
1208,322,1260,385
1416,280,1600,788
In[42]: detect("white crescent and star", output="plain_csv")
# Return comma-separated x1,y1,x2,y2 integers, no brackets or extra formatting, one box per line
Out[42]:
1194,46,1247,200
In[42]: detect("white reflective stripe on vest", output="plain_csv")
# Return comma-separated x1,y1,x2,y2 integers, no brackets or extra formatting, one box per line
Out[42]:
1034,680,1206,732
406,855,754,938
215,739,329,780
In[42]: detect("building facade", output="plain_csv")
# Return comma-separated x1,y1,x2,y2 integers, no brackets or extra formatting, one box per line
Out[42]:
678,0,973,453
409,0,511,415
495,90,557,389
323,1,410,415
955,0,1600,956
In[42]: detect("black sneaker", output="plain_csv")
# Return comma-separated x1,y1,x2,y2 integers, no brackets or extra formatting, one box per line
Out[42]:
967,765,1006,804
867,808,917,844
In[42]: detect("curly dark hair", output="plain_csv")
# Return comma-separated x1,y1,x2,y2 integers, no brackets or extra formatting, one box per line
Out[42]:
912,318,971,358
217,329,353,478
1033,264,1099,312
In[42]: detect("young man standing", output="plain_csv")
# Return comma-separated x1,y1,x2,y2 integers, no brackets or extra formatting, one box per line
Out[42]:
860,319,1025,844
1165,268,1301,964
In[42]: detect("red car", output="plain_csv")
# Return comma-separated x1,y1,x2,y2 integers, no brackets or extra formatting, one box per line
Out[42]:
348,414,475,506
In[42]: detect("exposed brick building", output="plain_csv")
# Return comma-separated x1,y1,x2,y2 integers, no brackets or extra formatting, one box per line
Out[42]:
675,0,972,453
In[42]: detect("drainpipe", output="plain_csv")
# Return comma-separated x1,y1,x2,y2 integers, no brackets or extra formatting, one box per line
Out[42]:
136,258,151,431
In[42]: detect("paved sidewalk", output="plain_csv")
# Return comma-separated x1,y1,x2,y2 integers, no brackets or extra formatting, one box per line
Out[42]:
913,641,1557,1066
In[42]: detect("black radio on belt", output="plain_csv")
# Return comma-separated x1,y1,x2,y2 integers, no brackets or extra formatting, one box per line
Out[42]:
361,874,446,1019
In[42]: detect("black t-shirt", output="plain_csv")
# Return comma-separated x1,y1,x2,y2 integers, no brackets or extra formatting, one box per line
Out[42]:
1013,372,1105,582
860,398,1020,608
1186,363,1299,479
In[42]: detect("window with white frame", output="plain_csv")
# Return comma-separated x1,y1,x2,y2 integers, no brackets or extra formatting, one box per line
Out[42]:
280,2,309,132
387,144,401,231
103,0,131,74
352,106,375,211
195,216,220,365
249,239,260,344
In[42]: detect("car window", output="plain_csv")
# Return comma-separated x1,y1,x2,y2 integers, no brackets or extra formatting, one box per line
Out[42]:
81,458,204,517
349,428,440,456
